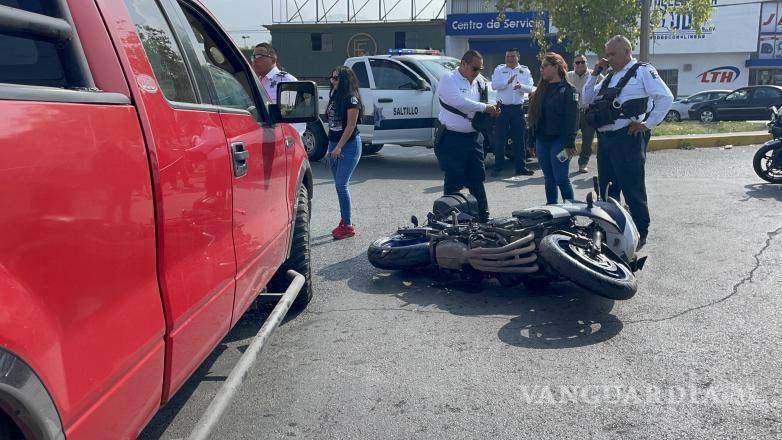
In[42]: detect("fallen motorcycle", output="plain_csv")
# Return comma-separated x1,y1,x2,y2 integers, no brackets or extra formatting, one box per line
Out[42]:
753,106,782,184
368,178,646,300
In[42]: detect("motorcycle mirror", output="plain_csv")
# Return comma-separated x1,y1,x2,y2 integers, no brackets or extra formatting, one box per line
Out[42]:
410,215,419,227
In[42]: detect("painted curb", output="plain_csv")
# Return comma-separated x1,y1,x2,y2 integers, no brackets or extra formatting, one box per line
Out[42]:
575,131,771,152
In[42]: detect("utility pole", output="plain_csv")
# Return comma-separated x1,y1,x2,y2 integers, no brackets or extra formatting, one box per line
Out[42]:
639,0,651,61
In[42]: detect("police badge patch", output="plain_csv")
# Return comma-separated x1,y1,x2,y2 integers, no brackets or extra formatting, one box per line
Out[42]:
650,70,658,79
350,96,359,105
573,92,579,102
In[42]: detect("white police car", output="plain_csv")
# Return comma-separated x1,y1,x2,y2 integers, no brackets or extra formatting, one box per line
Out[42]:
303,49,498,161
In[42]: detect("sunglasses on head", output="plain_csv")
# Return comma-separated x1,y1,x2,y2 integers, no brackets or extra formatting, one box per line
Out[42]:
330,75,339,80
574,60,586,65
252,53,272,60
471,65,484,72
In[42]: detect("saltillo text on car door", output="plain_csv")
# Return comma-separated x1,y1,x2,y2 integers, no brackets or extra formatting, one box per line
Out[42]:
361,57,435,146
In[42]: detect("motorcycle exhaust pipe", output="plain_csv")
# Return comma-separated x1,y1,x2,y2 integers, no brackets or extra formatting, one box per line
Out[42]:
466,233,539,273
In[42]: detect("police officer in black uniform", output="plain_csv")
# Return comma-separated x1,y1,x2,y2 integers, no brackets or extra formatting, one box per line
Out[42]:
436,50,500,221
582,36,673,250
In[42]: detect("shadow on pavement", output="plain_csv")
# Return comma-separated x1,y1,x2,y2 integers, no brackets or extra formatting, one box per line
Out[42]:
317,252,623,349
743,183,782,201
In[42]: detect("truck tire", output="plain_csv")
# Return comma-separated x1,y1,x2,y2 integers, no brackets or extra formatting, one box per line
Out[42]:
368,235,431,270
362,144,384,155
269,184,312,309
0,410,24,440
539,234,637,300
302,123,328,162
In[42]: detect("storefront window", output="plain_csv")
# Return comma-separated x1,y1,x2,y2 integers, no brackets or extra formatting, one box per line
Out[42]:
752,69,782,86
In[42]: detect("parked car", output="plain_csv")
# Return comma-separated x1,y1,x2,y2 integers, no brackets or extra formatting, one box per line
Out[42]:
665,89,731,122
688,85,782,122
0,0,317,438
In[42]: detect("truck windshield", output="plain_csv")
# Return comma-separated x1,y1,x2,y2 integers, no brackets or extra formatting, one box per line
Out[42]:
419,57,461,80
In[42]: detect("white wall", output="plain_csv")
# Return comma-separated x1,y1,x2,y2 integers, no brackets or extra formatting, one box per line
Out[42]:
445,35,470,58
647,53,750,97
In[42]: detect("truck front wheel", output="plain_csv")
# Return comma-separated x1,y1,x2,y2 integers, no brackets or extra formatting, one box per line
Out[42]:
269,183,312,309
302,123,328,161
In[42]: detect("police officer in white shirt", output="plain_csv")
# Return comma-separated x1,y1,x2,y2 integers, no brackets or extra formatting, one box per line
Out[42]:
490,48,535,177
582,35,674,250
251,43,305,135
437,50,501,221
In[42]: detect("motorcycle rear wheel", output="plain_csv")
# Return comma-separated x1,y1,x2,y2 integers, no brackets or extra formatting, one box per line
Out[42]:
368,234,432,270
752,143,782,183
539,234,637,300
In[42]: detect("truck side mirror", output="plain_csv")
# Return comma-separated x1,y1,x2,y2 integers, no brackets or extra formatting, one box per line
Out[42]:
273,81,319,123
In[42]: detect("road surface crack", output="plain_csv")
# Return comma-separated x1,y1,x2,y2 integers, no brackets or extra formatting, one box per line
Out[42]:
626,224,782,325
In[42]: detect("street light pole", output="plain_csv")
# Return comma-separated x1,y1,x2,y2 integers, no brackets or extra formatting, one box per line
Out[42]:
639,0,651,62
241,35,250,48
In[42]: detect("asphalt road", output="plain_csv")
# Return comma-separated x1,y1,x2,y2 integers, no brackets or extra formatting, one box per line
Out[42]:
141,144,781,440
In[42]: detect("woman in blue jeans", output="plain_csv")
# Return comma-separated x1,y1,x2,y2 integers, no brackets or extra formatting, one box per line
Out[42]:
326,66,364,239
526,53,579,204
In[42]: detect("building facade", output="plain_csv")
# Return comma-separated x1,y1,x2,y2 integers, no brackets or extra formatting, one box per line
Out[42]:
444,0,568,81
442,0,765,98
264,20,445,80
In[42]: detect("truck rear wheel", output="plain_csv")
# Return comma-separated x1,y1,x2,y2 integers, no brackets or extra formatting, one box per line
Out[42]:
302,123,328,162
269,184,312,309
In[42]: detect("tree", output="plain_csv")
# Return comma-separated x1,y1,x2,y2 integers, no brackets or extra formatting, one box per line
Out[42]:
493,0,715,56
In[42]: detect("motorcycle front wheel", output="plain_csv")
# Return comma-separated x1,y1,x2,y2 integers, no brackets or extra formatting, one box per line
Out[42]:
753,143,782,183
539,234,637,300
368,234,432,270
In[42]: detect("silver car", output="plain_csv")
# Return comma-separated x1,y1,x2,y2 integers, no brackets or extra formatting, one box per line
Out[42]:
665,89,731,122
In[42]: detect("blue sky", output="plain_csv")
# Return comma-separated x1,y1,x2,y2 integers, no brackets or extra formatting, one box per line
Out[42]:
201,0,444,47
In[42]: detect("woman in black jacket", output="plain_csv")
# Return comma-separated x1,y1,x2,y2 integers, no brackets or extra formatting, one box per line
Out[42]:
527,52,579,204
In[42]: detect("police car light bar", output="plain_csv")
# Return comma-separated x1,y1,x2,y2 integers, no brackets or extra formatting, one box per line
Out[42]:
388,48,441,55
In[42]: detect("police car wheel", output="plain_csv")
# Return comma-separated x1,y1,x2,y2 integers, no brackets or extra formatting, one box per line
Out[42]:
303,123,328,161
698,108,716,123
665,110,681,122
362,144,384,155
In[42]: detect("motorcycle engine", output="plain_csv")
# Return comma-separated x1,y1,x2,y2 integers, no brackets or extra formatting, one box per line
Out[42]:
435,238,469,269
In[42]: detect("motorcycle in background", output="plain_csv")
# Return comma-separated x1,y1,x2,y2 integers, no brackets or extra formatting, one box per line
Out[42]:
753,106,782,183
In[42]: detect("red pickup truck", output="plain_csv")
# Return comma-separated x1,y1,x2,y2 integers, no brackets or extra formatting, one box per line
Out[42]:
0,0,317,438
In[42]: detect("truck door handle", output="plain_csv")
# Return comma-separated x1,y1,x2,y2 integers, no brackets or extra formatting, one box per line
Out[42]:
378,98,393,103
231,142,249,178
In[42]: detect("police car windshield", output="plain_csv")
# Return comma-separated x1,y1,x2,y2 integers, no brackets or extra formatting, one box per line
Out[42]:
419,57,461,80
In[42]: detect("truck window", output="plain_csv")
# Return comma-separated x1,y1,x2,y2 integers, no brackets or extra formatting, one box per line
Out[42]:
124,0,198,104
369,59,419,90
351,61,370,88
175,1,260,118
0,0,68,87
